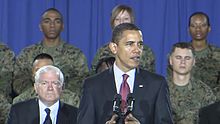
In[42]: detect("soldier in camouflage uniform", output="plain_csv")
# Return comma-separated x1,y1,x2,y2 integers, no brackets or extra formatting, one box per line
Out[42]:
13,53,80,107
13,8,89,98
91,5,155,74
0,43,14,124
167,42,216,124
0,43,14,103
188,12,220,100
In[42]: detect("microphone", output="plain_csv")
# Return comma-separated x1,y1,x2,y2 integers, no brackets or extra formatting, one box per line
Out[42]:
126,93,135,114
113,94,122,115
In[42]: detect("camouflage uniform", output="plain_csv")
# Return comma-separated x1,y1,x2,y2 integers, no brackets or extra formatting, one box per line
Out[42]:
0,94,11,124
192,44,220,100
13,88,80,108
0,43,14,103
13,41,89,97
91,43,155,74
167,76,216,124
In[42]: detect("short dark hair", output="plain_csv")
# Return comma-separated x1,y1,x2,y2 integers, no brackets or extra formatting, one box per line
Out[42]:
188,12,210,26
170,42,194,56
95,57,115,73
32,53,54,65
111,23,140,44
110,4,135,29
41,8,63,22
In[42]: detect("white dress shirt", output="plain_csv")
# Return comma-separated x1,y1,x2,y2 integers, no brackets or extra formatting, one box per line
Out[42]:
113,62,135,93
39,100,59,124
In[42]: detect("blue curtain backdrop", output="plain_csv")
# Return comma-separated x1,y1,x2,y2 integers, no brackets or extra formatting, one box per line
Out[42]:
0,0,220,76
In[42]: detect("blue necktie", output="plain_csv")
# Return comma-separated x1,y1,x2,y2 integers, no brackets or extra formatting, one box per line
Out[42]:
43,108,52,124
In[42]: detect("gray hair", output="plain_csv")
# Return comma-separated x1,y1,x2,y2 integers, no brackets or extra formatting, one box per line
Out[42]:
35,65,64,86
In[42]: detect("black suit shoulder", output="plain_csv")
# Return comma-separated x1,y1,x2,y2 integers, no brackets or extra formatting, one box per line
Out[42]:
83,69,113,88
199,101,220,124
11,98,37,111
137,68,167,87
138,68,165,80
200,101,220,114
60,102,78,117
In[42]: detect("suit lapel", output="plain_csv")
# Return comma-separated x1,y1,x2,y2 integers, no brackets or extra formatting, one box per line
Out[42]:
133,68,145,95
57,102,67,124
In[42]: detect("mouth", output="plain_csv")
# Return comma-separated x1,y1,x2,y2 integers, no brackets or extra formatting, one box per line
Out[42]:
49,30,56,33
195,33,202,37
131,56,141,62
179,66,186,69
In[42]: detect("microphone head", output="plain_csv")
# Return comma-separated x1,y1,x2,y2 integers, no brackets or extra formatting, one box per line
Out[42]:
126,93,135,113
113,94,121,114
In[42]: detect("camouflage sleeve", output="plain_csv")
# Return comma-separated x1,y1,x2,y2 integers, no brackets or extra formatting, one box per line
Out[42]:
140,44,155,72
12,88,36,104
0,44,15,102
91,44,114,74
200,80,216,106
60,89,80,108
60,44,89,97
13,48,34,95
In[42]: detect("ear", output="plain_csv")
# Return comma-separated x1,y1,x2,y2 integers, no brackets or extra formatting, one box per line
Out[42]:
109,42,117,54
169,56,173,66
193,58,196,66
208,26,211,32
39,24,42,32
34,83,38,94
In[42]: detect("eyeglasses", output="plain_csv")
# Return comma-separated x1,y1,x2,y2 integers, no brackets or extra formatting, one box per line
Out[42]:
38,80,62,88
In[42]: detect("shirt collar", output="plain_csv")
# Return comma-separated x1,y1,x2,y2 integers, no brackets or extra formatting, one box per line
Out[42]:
113,62,136,93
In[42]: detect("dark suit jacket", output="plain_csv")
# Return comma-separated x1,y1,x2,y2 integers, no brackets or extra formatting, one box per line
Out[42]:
199,101,220,124
7,98,78,124
77,67,173,124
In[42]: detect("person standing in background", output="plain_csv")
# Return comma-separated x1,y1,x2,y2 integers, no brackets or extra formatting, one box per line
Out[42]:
91,4,155,75
167,42,216,123
188,12,220,100
13,8,89,98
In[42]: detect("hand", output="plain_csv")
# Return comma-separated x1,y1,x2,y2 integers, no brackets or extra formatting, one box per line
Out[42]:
124,113,140,124
105,114,118,124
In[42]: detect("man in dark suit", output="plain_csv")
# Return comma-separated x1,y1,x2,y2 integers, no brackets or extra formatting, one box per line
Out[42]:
199,101,220,124
7,65,77,124
77,23,173,124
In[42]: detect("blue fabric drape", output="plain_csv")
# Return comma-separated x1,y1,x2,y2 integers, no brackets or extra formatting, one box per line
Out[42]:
1,0,220,76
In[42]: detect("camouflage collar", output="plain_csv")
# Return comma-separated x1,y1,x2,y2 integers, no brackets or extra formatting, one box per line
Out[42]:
40,40,65,50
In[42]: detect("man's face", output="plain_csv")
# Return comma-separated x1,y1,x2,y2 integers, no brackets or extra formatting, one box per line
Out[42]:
169,48,195,75
189,14,210,41
34,71,62,106
113,10,132,28
39,10,64,40
110,30,143,72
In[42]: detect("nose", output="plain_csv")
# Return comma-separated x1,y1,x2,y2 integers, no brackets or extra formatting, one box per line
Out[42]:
49,21,55,27
133,44,142,54
195,25,201,31
180,59,186,64
47,82,54,90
